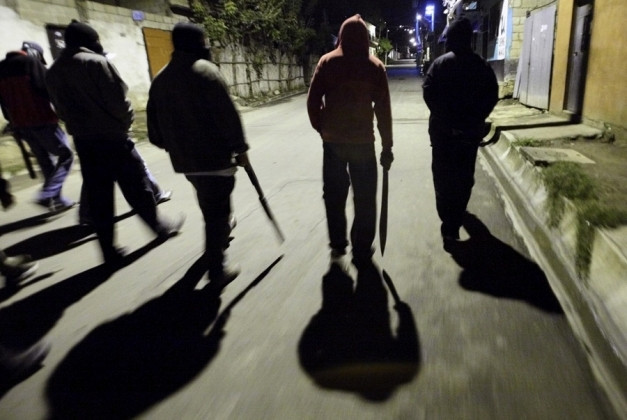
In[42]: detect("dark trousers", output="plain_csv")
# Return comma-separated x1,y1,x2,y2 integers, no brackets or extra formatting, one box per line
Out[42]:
74,134,160,260
185,175,234,277
431,139,479,237
78,149,162,221
17,124,74,200
322,143,377,257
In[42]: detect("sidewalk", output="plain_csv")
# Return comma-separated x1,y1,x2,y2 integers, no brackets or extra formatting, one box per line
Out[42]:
480,101,627,416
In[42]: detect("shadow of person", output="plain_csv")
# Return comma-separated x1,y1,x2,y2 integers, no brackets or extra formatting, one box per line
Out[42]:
298,261,420,401
4,224,96,260
0,238,167,350
0,206,76,236
45,255,283,419
448,212,563,313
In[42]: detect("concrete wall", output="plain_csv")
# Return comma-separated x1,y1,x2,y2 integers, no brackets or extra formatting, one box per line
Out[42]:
496,0,549,97
549,0,626,132
0,0,181,115
0,0,307,122
214,45,305,100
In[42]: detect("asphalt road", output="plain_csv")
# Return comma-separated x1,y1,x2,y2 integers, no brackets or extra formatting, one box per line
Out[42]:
0,64,616,419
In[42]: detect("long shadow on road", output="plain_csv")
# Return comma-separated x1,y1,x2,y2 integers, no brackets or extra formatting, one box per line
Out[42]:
450,213,563,313
299,261,420,401
45,255,282,419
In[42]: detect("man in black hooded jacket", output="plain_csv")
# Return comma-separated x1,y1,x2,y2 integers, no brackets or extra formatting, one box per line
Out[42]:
46,20,184,265
423,18,498,247
147,22,249,287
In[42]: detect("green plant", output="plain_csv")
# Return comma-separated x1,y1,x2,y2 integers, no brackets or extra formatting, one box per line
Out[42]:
542,162,597,227
511,138,545,148
541,161,627,277
576,203,627,278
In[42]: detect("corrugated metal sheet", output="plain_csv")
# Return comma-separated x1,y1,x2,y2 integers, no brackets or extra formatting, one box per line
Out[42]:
514,5,556,109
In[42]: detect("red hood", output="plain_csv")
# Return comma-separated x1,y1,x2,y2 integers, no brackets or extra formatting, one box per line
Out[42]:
336,14,370,58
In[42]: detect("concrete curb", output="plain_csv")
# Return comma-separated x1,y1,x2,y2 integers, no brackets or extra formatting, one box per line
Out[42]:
479,129,627,417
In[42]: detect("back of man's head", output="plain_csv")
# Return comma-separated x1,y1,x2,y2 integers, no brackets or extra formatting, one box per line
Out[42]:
64,20,103,54
172,22,212,60
445,18,473,53
21,41,46,65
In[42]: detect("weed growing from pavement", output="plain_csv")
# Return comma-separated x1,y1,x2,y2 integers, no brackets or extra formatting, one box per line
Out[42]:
511,138,546,148
576,203,627,278
541,161,627,278
542,162,596,227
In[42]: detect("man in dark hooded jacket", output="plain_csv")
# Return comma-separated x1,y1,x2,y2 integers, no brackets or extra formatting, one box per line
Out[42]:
422,18,498,248
0,42,74,211
147,22,248,287
307,14,393,267
46,20,184,266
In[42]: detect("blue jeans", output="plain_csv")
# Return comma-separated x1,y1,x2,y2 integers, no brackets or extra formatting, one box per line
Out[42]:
16,124,74,201
322,143,377,258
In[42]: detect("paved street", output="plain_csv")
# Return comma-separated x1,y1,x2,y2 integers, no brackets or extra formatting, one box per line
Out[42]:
0,64,616,419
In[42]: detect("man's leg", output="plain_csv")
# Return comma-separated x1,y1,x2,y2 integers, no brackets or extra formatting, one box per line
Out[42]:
322,143,350,255
114,139,168,232
186,175,235,282
18,125,74,203
347,144,377,261
74,137,117,262
431,141,479,239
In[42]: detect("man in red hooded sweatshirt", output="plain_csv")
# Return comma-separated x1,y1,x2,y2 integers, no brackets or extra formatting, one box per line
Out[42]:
307,14,393,267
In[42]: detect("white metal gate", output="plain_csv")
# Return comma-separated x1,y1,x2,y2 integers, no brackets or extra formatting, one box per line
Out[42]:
514,5,556,109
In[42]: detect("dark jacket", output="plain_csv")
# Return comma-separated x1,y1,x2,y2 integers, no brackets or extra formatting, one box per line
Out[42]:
0,51,58,128
307,14,393,148
423,49,498,140
45,47,133,137
147,50,248,173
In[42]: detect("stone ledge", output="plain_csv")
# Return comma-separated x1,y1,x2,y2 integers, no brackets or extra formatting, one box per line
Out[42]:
479,129,627,418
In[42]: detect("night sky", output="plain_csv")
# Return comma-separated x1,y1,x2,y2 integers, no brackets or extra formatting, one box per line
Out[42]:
312,0,422,28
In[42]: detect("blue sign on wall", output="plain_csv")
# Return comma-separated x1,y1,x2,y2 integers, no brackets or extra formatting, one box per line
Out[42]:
132,10,145,22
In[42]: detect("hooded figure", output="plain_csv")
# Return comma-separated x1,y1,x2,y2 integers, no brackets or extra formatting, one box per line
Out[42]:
0,41,75,210
422,17,498,246
63,20,104,55
21,41,47,65
147,22,249,287
307,14,393,266
46,20,183,265
444,17,473,54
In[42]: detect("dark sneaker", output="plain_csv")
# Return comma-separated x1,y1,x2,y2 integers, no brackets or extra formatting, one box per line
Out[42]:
155,214,185,240
0,192,15,210
0,178,14,210
0,341,51,386
35,196,75,212
156,190,172,205
2,257,38,287
103,246,128,268
351,252,374,270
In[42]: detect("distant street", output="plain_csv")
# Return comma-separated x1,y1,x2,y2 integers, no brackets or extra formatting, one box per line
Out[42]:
0,62,616,419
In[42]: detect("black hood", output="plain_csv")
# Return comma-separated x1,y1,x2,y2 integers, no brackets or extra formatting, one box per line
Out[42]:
64,20,104,54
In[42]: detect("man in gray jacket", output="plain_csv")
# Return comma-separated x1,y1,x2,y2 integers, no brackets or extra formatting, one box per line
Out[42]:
46,20,183,266
147,22,249,288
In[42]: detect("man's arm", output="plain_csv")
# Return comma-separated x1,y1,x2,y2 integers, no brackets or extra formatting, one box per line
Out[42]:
306,59,325,133
93,58,134,131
